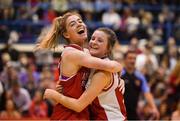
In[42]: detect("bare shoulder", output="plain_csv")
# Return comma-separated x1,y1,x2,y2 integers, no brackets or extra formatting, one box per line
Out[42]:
91,70,111,87
94,70,111,79
62,46,87,66
62,47,82,57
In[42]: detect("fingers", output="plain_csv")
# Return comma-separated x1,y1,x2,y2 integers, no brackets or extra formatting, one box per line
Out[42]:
154,111,160,120
119,86,125,94
121,87,125,95
43,89,49,99
56,85,63,93
118,78,125,94
151,108,160,120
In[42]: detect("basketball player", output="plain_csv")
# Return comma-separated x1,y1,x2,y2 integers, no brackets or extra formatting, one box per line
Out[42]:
44,27,126,120
36,12,122,120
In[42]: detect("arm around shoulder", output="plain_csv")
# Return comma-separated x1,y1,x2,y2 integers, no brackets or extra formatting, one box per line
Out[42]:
64,48,122,72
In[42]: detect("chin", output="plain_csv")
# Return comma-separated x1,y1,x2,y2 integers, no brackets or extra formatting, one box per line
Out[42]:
89,50,95,56
90,52,99,57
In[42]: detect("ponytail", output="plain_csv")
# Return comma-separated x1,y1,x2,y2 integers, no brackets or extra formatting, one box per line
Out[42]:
35,17,63,50
35,11,82,51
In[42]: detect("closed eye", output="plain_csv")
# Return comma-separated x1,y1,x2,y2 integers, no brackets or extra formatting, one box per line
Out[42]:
91,36,95,40
98,39,103,42
78,19,83,23
69,21,76,27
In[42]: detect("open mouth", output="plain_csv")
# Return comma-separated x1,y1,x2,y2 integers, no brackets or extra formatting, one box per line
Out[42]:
89,45,98,50
77,29,85,34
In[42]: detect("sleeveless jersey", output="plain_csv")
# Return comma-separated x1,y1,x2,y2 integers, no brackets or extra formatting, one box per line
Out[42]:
86,58,127,121
51,44,90,120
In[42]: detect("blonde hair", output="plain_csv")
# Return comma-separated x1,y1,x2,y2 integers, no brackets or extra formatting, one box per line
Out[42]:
35,11,82,50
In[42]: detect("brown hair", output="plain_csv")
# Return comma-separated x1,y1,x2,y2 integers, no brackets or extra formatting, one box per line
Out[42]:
96,27,118,58
35,11,82,50
124,50,137,58
171,60,180,77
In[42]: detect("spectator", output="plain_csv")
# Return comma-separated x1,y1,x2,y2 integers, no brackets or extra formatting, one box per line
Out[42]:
29,90,48,119
80,0,93,12
39,65,55,90
51,0,68,15
135,41,159,80
0,43,19,63
19,63,40,98
102,7,121,30
11,80,31,117
0,99,21,119
121,50,159,120
162,37,179,73
128,36,142,54
0,62,19,90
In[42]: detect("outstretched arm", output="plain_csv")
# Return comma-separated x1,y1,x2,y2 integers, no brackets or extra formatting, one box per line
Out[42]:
44,71,111,112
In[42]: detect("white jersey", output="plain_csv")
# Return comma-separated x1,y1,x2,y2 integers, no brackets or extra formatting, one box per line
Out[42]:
86,58,126,121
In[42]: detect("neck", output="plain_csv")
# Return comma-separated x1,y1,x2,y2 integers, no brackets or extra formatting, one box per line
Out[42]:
71,42,84,48
68,44,83,50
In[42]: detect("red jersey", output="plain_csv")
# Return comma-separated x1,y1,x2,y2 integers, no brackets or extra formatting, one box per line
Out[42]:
50,44,90,120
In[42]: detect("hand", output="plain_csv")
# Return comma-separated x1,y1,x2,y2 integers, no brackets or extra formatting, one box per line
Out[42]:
56,84,63,93
43,89,59,102
55,80,63,93
150,107,160,120
118,78,125,95
111,60,122,72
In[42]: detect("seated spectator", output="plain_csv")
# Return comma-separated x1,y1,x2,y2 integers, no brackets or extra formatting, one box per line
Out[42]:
29,90,48,119
11,80,31,117
0,99,21,119
102,7,121,30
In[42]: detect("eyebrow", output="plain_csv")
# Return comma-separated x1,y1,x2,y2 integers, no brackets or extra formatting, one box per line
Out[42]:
68,21,75,26
68,18,82,26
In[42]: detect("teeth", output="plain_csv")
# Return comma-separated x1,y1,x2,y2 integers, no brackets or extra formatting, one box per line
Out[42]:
78,29,84,32
91,46,98,49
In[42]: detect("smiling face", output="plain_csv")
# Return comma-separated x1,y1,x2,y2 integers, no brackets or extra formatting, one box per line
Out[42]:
63,15,87,46
124,51,137,70
89,30,109,58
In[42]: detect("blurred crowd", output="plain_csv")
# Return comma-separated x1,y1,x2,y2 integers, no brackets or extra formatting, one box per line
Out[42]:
0,0,180,44
0,0,180,120
0,32,179,120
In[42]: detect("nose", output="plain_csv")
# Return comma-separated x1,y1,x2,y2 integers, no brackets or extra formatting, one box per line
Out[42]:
90,39,97,46
77,21,84,27
77,22,81,26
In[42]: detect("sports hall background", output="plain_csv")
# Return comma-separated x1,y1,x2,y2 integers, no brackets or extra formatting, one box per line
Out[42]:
0,0,179,120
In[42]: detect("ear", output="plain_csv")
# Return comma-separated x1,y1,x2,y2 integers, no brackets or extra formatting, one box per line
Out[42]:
63,32,69,39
